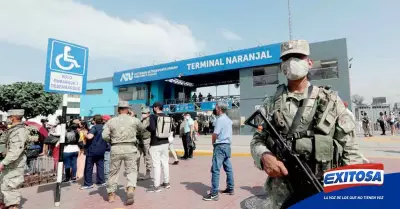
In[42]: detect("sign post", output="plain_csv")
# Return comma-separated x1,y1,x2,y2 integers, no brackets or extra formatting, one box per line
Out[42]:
44,38,89,207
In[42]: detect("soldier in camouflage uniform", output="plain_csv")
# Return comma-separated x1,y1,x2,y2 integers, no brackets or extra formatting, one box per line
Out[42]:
102,101,145,205
0,109,29,209
137,106,152,180
250,40,365,209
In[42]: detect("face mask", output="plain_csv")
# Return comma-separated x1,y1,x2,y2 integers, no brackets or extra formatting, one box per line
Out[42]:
6,118,12,124
281,58,310,80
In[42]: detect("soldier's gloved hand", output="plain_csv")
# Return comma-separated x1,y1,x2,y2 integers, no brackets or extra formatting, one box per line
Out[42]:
261,152,288,177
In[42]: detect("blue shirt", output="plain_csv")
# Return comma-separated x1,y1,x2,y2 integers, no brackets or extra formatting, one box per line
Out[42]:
184,117,194,133
213,114,232,144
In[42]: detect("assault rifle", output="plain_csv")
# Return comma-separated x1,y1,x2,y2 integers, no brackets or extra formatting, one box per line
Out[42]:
245,109,323,209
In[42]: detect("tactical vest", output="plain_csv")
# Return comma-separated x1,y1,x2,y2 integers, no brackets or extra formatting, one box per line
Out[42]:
2,123,39,158
270,84,345,180
138,117,151,140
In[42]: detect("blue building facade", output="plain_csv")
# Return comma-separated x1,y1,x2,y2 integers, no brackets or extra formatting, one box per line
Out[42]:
80,38,352,135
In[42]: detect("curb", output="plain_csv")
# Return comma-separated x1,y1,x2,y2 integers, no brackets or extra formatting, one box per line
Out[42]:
172,150,400,159
174,149,251,157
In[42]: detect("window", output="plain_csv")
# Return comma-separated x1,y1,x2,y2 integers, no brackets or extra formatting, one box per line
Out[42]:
67,102,80,108
309,59,339,80
119,86,146,101
252,65,279,87
86,89,103,95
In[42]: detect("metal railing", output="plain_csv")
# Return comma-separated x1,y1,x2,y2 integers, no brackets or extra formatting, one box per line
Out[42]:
164,95,240,108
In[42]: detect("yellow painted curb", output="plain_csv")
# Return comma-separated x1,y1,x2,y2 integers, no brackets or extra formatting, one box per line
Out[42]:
174,149,251,157
172,149,400,159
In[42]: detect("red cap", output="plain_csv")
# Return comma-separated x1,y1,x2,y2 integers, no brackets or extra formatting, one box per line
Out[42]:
343,101,348,108
102,115,111,121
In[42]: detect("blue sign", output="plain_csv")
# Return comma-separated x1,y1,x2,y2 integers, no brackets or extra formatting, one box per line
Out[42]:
114,43,281,86
200,101,232,111
163,103,195,113
44,38,89,94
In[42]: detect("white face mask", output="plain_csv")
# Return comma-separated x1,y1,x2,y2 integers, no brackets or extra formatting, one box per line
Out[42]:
281,58,310,80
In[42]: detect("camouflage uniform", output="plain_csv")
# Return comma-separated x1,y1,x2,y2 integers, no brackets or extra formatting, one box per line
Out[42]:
102,101,145,204
250,40,365,209
0,109,28,208
137,107,152,179
362,114,372,137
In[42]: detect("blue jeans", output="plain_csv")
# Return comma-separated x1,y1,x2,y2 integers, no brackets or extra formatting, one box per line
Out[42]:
211,144,234,195
104,151,110,181
63,152,78,178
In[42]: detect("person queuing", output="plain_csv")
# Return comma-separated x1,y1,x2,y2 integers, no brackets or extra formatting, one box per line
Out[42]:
63,123,80,183
203,103,235,201
80,115,107,190
102,101,145,205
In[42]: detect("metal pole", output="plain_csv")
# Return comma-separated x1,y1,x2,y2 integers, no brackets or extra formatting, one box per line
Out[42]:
288,0,293,40
55,94,67,207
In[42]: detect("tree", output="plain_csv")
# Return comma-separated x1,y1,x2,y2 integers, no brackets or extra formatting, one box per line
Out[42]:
351,94,365,106
0,82,62,118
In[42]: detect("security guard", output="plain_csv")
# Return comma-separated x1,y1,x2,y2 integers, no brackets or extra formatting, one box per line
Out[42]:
102,101,145,205
0,109,29,209
250,40,365,209
137,106,152,180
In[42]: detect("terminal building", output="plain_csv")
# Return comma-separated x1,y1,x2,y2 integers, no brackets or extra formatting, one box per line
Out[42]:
80,38,351,135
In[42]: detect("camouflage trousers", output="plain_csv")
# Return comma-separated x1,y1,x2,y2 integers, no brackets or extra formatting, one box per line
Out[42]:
263,177,291,209
137,138,152,173
106,152,139,194
362,123,372,136
0,155,26,207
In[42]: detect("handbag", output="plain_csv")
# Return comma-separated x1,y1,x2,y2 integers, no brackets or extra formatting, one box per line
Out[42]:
44,135,59,146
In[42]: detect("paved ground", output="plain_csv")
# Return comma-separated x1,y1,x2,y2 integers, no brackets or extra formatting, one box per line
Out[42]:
18,133,400,209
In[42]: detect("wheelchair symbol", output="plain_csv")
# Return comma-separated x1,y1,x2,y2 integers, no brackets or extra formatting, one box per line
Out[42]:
55,46,81,71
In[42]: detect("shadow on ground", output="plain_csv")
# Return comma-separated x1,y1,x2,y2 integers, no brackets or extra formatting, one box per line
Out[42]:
181,182,210,196
240,186,265,196
375,150,400,154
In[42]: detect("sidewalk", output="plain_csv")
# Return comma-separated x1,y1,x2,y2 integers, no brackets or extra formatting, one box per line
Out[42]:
172,133,400,159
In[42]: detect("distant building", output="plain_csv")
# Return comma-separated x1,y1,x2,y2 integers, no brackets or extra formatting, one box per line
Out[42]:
372,97,387,105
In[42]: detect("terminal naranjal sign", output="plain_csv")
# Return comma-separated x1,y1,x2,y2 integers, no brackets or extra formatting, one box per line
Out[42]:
114,43,281,86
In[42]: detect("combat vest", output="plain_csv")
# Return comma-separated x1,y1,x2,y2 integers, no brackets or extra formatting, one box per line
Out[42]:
270,84,345,180
2,123,40,158
138,117,151,140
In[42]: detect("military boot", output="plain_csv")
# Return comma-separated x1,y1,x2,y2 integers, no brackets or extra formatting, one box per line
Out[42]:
108,193,115,203
125,186,135,205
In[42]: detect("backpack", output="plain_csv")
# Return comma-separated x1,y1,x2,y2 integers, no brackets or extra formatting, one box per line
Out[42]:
65,130,79,145
156,115,173,138
24,125,42,159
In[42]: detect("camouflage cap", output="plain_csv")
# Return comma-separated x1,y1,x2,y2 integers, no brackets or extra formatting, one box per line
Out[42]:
280,40,310,58
141,107,150,113
118,101,130,108
7,109,24,116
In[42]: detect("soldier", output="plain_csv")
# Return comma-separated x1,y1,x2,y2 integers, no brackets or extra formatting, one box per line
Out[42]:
362,112,373,137
0,109,29,209
250,40,365,209
102,101,144,205
137,106,152,180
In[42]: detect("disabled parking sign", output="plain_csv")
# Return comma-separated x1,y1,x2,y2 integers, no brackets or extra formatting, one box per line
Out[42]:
44,38,89,94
